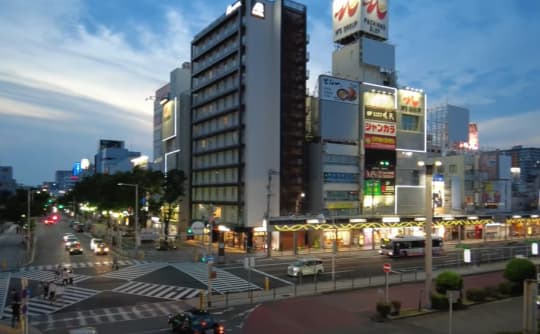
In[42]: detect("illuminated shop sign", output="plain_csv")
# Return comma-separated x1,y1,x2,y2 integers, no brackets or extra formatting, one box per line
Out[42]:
365,169,395,179
226,1,242,15
365,107,396,122
398,90,424,113
365,120,396,137
363,91,394,109
251,1,265,18
364,134,396,150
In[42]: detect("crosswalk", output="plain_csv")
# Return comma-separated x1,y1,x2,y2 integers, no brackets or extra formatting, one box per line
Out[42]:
112,281,200,300
30,300,190,332
0,272,11,319
2,286,99,318
102,262,169,281
19,259,149,272
171,262,261,294
12,271,91,284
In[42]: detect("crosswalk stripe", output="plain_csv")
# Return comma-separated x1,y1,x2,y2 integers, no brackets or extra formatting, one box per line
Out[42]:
112,281,199,301
19,260,146,272
11,271,91,284
171,262,261,294
0,272,11,319
3,286,100,318
101,262,167,281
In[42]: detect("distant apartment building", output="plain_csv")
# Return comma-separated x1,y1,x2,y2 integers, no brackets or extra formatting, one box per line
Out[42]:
0,166,16,195
499,146,540,211
189,0,307,249
94,140,141,175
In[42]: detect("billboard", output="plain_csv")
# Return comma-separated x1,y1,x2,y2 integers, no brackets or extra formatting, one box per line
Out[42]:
333,0,389,42
319,76,360,104
482,181,506,209
398,90,424,114
318,75,360,142
365,107,395,122
161,99,176,141
432,174,445,215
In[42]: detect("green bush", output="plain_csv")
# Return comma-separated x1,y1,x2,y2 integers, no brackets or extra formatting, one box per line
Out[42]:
497,281,513,296
430,292,449,310
503,258,536,284
376,302,391,318
484,285,499,299
466,288,487,302
435,271,463,294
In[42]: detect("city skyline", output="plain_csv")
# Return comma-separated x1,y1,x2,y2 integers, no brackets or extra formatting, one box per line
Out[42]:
1,0,539,186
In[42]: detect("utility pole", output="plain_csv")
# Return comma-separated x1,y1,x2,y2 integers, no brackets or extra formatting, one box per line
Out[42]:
265,169,279,257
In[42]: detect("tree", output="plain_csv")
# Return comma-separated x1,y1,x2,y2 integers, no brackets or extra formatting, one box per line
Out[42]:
161,169,186,237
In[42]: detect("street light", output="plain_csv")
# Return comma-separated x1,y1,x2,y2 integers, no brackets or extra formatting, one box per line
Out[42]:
295,192,305,215
417,160,442,309
117,183,140,249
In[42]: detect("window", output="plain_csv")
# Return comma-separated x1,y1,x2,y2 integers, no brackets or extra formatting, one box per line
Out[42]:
449,164,457,173
400,114,420,131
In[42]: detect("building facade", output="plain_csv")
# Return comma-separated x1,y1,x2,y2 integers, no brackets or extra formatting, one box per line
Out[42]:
190,0,307,249
94,140,141,175
0,166,16,195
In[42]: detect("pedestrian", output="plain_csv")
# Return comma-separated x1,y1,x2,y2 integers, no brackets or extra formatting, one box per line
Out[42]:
11,301,20,328
68,269,74,285
43,281,49,300
62,267,69,286
48,282,57,305
10,288,20,305
112,255,119,270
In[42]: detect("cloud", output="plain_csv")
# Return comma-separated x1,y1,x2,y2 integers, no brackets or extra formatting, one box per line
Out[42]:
478,110,540,150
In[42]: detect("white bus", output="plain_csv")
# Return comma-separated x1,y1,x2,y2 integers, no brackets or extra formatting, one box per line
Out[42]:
379,235,443,257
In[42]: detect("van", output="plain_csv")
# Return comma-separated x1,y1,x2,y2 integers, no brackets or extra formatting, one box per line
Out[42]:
287,258,324,277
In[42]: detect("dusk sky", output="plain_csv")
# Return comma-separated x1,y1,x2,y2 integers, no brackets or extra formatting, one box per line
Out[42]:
1,0,539,186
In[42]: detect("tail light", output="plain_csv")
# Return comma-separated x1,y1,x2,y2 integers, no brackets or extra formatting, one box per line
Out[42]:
218,325,225,333
200,321,207,327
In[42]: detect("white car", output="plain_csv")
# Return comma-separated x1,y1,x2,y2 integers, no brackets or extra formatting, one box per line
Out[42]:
63,233,75,242
90,238,103,251
287,258,324,277
65,236,79,249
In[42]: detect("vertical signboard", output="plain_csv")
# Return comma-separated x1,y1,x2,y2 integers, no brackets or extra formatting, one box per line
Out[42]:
161,98,176,141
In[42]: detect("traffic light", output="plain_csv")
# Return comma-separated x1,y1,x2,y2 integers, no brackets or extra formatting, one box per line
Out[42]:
58,204,64,209
379,160,390,167
186,228,194,240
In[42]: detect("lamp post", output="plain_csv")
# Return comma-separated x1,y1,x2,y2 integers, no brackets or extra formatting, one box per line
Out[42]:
265,169,280,257
418,160,442,309
26,189,32,253
117,183,140,249
295,192,305,215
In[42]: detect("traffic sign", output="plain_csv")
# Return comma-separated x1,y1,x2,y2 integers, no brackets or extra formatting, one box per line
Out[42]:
383,263,391,273
206,255,214,264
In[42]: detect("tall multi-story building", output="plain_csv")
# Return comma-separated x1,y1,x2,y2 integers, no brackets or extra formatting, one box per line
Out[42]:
152,62,192,234
190,0,307,248
499,146,540,211
427,103,470,154
94,140,141,175
0,166,16,195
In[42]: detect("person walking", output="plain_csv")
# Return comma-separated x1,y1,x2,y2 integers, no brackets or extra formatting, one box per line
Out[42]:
43,281,50,300
48,281,57,305
11,301,20,328
68,269,74,285
62,267,69,286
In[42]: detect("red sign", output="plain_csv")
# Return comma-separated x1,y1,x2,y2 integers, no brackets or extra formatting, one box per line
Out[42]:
364,134,396,150
383,263,391,273
365,120,396,137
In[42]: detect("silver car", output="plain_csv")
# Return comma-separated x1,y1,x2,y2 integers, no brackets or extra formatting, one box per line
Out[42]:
287,258,324,277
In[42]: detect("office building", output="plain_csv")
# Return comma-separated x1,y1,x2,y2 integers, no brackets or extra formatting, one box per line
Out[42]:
94,140,141,175
190,0,307,248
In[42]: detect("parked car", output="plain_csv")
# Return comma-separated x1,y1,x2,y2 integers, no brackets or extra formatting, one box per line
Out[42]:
68,241,83,255
287,257,324,277
90,238,103,251
93,243,109,255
